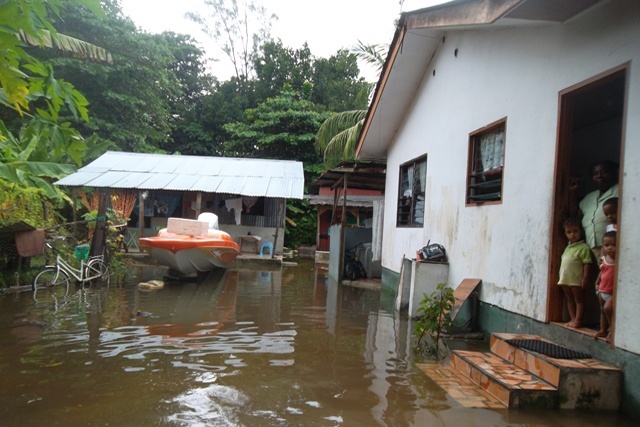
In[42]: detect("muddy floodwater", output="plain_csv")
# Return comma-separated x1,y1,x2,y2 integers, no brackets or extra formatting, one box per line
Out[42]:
0,259,636,426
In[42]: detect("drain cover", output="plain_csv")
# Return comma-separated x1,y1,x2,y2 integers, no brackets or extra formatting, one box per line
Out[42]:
505,339,591,359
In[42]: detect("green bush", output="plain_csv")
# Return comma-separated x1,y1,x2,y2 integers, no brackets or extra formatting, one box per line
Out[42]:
414,282,456,361
284,199,316,248
0,181,57,229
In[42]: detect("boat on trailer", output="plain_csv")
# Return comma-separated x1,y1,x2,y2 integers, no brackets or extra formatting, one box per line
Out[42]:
138,213,239,277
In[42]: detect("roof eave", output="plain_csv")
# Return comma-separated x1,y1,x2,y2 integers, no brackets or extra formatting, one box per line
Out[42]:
356,0,603,161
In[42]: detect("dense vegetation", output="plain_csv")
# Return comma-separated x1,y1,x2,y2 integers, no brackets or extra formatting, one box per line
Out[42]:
0,0,373,251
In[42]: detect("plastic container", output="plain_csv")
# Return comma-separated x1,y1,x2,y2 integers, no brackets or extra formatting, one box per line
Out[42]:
75,244,90,261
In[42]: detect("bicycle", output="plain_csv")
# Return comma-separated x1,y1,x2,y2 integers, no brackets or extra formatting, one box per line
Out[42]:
32,237,110,301
344,243,367,281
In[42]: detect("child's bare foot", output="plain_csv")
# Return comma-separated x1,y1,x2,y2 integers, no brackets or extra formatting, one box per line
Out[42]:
572,322,583,329
594,330,608,340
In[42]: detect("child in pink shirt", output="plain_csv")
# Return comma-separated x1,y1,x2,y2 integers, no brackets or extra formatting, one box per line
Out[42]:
594,230,616,341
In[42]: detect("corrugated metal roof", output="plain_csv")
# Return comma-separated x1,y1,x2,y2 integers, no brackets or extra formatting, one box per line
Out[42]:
55,151,305,199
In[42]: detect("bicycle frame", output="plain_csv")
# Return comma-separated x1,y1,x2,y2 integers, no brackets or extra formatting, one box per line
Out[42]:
50,253,105,283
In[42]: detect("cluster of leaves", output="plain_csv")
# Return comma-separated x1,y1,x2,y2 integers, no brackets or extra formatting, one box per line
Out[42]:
0,0,114,204
0,180,57,229
283,200,317,249
37,0,182,153
414,282,456,361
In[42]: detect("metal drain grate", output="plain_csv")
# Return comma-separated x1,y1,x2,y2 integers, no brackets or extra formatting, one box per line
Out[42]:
505,339,591,359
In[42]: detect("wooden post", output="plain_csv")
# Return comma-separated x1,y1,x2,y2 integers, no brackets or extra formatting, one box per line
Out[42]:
90,190,109,257
338,173,348,283
138,190,144,238
196,192,202,218
272,198,283,259
71,188,78,223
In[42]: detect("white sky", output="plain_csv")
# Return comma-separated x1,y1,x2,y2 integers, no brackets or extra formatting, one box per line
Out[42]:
119,0,451,81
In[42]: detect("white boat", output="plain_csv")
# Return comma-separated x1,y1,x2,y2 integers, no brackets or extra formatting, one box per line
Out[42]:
138,213,239,276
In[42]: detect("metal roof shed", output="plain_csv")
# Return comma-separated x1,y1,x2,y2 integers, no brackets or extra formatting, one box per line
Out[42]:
55,151,304,199
55,152,305,249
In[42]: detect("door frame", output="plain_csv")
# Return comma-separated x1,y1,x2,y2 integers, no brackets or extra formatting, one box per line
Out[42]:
547,63,629,334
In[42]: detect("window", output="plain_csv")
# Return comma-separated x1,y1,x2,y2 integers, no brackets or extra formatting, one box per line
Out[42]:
397,155,427,227
466,119,506,204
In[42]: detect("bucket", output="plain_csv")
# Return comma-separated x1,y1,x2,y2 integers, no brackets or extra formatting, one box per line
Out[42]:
74,244,90,261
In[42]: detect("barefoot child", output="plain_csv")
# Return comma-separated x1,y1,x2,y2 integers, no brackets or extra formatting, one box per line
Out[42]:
558,217,593,329
594,230,616,341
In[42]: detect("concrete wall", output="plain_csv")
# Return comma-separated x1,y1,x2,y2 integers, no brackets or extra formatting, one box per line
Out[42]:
380,0,640,354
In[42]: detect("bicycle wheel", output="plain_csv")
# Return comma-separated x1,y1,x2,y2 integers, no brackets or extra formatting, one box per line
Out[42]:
32,267,70,300
345,262,357,280
355,261,367,280
86,258,110,284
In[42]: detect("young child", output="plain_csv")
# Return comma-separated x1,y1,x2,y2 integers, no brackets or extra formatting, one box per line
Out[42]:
558,217,593,329
594,230,616,341
603,197,618,232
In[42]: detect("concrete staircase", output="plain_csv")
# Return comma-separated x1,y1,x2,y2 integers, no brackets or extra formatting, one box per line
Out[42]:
420,332,622,409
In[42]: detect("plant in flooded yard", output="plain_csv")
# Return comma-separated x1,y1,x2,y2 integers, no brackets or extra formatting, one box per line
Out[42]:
414,282,455,361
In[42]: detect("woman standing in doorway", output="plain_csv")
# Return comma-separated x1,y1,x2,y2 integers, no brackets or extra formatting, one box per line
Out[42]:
571,160,619,257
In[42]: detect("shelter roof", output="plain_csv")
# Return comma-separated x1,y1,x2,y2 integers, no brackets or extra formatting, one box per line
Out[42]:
305,194,384,208
55,151,305,199
310,161,386,193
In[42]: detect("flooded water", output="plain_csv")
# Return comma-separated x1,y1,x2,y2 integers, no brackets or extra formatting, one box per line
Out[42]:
0,259,635,426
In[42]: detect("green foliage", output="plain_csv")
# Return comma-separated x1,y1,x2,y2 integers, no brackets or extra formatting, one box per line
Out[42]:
284,199,316,248
0,0,103,114
0,180,57,229
0,116,113,200
41,1,181,153
311,49,370,112
253,41,314,100
314,110,367,168
414,282,456,361
223,86,329,182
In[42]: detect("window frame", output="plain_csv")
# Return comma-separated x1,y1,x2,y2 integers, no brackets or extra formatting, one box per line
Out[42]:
396,154,427,227
466,118,507,206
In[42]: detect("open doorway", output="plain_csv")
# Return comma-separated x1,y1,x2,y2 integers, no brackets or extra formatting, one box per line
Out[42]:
548,64,627,336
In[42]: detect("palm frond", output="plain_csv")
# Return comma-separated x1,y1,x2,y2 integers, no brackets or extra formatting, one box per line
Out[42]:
323,118,365,168
352,40,386,73
315,110,367,154
18,30,113,64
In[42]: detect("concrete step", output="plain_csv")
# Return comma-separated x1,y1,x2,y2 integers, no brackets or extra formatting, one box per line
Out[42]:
450,350,558,408
417,363,506,408
490,333,622,410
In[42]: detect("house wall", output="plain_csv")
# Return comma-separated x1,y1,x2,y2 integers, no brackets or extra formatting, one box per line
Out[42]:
381,1,640,353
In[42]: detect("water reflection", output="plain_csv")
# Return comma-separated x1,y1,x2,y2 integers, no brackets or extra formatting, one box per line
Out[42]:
0,260,635,426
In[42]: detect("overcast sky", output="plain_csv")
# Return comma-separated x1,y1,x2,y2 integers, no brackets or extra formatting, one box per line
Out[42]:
119,0,451,81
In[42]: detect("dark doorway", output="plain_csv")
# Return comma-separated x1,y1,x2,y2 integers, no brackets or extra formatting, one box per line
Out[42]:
548,65,627,335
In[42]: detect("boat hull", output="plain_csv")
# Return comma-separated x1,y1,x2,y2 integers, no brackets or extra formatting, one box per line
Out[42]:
139,229,239,276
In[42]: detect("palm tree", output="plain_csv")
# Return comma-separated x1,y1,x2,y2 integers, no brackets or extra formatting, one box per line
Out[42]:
314,41,386,168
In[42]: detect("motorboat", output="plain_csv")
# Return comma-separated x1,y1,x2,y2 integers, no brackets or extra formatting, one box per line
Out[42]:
138,213,239,277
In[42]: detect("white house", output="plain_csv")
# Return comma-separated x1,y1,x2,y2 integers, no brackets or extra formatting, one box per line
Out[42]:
357,0,639,417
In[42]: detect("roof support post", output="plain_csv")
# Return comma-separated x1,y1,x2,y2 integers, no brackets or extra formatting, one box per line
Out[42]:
90,189,109,258
138,190,144,239
195,192,202,218
272,198,284,258
338,173,348,283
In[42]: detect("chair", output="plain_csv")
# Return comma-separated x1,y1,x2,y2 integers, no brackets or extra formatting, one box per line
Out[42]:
259,241,273,257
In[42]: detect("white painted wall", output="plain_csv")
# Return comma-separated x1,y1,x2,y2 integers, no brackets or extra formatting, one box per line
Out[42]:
380,0,640,353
